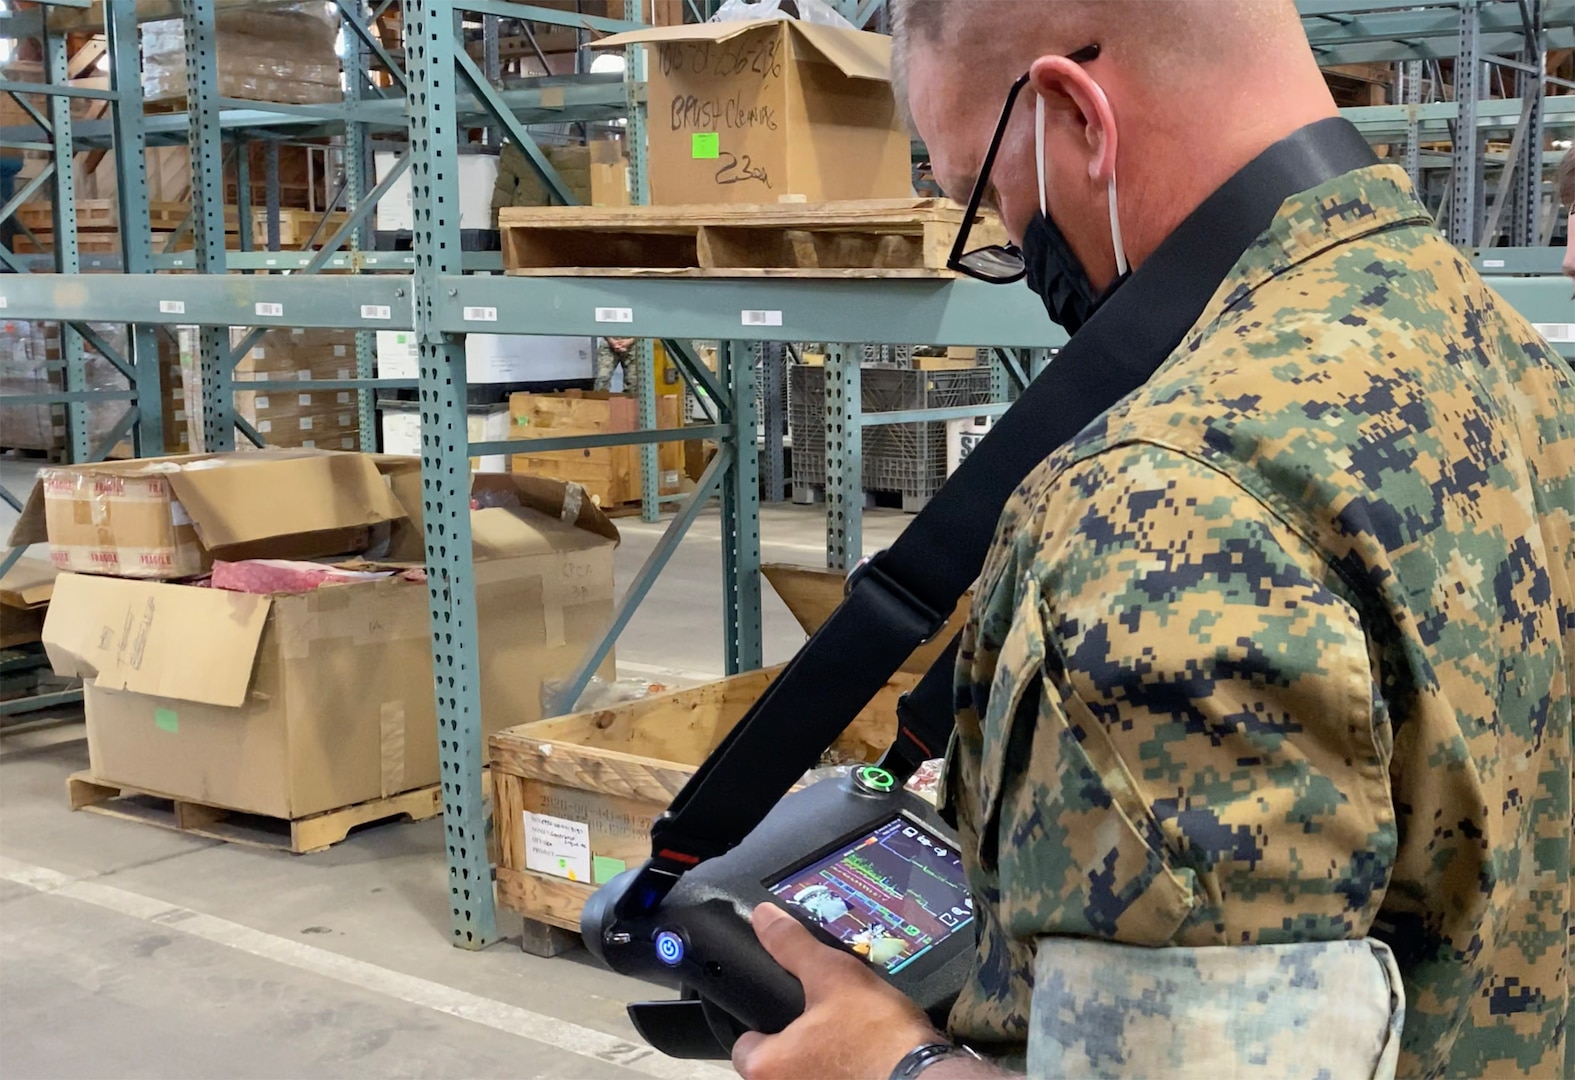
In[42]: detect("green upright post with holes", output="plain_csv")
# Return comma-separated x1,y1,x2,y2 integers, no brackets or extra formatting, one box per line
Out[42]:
108,0,164,457
45,23,87,463
721,341,764,674
182,0,236,452
406,0,497,949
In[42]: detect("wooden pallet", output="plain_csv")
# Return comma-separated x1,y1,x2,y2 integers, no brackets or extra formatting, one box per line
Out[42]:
12,199,198,234
498,198,1007,278
256,208,352,249
66,772,442,855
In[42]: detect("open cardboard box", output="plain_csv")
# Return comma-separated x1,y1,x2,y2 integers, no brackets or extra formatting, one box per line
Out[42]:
8,449,408,580
0,557,58,649
42,460,621,821
594,19,912,204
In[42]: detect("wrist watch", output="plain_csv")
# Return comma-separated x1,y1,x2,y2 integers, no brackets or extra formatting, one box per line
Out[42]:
889,1041,983,1080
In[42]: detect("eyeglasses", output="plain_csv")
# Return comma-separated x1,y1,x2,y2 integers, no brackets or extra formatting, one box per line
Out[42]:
946,44,1102,285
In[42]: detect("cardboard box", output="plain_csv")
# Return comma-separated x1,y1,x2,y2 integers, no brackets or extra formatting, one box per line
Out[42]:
7,450,408,580
509,391,684,507
42,471,620,821
588,139,631,207
0,558,57,649
595,21,913,204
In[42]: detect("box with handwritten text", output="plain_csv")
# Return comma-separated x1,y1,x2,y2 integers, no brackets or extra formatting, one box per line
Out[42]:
594,20,913,205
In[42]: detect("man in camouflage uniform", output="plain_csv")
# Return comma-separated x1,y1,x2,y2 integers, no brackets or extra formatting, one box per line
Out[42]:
729,4,1572,1080
594,336,639,395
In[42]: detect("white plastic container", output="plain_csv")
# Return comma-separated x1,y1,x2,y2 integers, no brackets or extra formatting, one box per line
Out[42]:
376,332,593,384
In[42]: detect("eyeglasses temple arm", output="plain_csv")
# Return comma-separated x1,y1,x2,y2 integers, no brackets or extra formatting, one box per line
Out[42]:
947,72,1032,268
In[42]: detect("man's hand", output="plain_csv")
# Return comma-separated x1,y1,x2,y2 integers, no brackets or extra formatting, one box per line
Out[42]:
730,904,940,1080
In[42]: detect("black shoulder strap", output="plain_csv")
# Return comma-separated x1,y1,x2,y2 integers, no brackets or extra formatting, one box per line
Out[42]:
618,118,1377,910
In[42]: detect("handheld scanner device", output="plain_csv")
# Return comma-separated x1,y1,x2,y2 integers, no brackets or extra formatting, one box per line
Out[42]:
582,765,974,1059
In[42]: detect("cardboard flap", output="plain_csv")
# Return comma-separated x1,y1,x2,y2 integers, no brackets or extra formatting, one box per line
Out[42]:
167,451,406,550
785,22,891,82
762,563,969,675
473,472,621,545
42,573,270,707
5,481,48,548
593,20,772,49
0,557,59,609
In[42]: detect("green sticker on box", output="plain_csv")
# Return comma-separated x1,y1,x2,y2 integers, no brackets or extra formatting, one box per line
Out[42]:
154,707,179,733
593,856,626,884
691,132,719,159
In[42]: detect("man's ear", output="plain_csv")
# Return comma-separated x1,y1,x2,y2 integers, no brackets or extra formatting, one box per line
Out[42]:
1027,54,1118,185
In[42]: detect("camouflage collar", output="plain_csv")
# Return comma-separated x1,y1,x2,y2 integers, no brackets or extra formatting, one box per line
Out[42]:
1207,164,1434,319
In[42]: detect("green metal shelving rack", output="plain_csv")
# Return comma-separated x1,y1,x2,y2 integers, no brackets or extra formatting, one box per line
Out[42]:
1,0,1571,947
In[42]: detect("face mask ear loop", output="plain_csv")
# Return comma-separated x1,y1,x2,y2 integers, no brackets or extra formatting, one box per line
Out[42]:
1035,92,1048,216
1108,170,1129,276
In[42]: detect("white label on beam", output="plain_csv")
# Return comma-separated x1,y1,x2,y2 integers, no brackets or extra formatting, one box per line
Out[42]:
159,300,186,315
255,302,284,318
595,307,634,323
360,304,392,320
1481,258,1505,269
0,296,7,309
464,306,498,322
1534,323,1574,343
741,309,783,327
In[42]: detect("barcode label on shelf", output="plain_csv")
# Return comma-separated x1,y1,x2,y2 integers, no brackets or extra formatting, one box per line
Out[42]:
360,304,392,320
464,306,498,322
595,307,634,323
159,300,185,315
255,301,284,317
1533,323,1574,343
1482,258,1506,268
741,309,783,327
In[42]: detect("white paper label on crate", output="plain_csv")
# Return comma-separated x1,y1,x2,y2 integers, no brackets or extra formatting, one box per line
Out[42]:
523,811,592,883
333,345,348,358
463,306,498,323
360,304,393,321
595,307,634,324
299,416,314,430
159,300,186,315
1482,258,1506,269
298,394,313,406
255,395,272,409
741,309,783,327
1533,322,1575,343
255,301,284,318
336,392,351,405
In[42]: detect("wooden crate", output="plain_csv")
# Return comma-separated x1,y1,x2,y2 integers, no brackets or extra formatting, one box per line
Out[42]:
254,207,352,249
12,199,197,234
509,391,684,509
498,198,1007,278
67,772,443,855
489,665,916,945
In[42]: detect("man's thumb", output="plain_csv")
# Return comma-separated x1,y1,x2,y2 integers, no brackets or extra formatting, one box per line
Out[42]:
752,903,834,981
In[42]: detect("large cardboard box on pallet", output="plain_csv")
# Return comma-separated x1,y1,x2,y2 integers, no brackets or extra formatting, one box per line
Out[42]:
594,20,912,205
6,450,406,580
487,564,971,936
510,391,684,508
40,467,620,822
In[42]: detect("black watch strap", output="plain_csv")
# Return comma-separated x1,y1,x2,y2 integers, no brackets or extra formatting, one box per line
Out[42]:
890,1041,982,1080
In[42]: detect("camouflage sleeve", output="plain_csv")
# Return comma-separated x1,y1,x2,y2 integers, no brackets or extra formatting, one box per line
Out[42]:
1028,937,1405,1079
979,440,1396,951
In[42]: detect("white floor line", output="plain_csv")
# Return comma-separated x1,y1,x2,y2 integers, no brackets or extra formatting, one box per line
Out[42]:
0,857,734,1080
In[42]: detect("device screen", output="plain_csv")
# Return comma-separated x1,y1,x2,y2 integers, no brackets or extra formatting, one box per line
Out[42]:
766,817,974,974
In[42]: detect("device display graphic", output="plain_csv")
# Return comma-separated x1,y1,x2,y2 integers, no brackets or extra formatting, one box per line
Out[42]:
766,817,974,974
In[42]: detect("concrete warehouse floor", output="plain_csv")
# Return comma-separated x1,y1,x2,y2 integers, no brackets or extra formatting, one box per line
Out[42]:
0,457,913,1080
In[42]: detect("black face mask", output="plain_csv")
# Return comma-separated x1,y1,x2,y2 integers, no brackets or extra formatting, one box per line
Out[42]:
1020,209,1131,336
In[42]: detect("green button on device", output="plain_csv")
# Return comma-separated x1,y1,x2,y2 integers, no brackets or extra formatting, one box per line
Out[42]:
854,766,895,793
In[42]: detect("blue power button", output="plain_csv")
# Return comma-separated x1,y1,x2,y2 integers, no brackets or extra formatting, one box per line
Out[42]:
654,930,685,967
